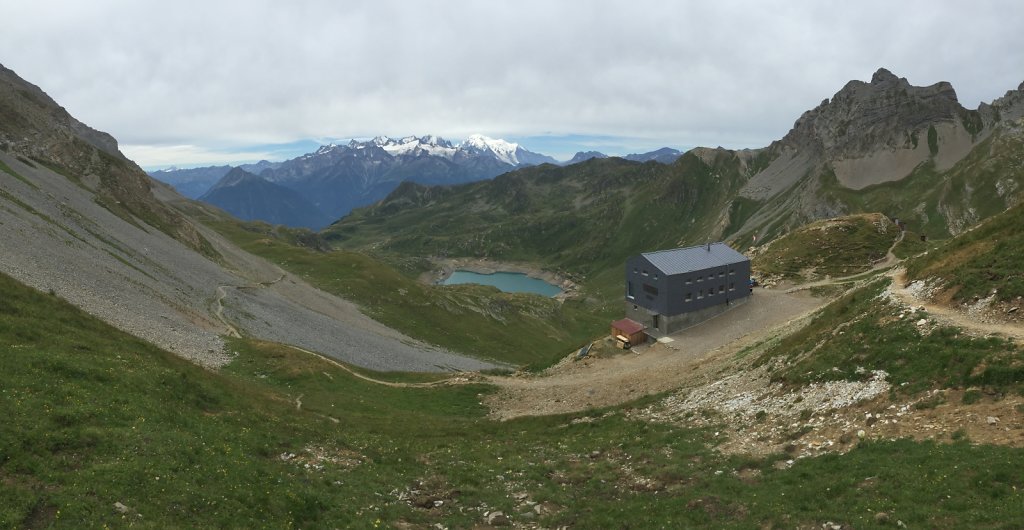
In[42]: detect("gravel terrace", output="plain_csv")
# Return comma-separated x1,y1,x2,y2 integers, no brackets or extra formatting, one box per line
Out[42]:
486,288,826,419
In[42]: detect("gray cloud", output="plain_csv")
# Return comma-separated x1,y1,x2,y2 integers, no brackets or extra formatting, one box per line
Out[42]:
3,0,1023,166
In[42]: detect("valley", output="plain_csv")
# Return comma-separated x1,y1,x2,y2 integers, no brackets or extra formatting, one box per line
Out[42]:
3,58,1024,529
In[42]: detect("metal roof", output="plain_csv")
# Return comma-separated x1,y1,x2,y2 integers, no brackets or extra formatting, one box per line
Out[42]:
642,242,748,275
611,318,646,335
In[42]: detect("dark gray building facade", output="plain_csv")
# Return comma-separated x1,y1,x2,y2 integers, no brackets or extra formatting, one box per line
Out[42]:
624,242,751,335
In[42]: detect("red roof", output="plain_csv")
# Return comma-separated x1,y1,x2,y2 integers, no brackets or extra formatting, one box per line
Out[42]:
611,318,646,335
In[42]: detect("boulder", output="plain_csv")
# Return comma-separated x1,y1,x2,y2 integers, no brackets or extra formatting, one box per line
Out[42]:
485,511,510,526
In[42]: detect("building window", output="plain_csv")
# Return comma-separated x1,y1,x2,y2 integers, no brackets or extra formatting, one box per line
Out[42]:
653,274,658,281
698,289,704,299
627,281,634,299
729,282,735,291
633,267,638,274
641,269,649,276
729,268,735,275
643,283,659,296
685,292,692,301
697,275,702,282
719,271,725,278
719,285,725,293
686,277,692,285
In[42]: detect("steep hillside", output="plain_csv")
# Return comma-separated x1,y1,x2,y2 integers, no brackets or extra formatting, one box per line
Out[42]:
905,201,1024,307
200,167,332,229
0,64,494,373
0,64,217,258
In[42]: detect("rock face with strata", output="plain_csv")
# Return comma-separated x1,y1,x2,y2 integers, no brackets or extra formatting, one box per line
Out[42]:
774,68,983,189
732,68,1024,243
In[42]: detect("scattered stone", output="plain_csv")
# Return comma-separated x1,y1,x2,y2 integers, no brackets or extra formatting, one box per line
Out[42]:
1008,307,1019,314
485,510,510,526
588,450,601,459
897,520,907,528
987,416,1000,425
857,430,866,439
875,512,890,524
114,502,130,514
916,318,928,326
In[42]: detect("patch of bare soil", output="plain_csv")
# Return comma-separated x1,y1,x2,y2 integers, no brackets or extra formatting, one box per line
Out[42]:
632,358,1024,459
484,289,826,420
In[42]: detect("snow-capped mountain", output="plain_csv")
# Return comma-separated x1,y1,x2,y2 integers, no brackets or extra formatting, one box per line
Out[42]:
152,134,559,225
258,134,558,220
369,135,458,158
459,134,559,166
460,134,521,165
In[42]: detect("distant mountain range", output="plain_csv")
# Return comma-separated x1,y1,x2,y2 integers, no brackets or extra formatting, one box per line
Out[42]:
149,160,279,199
148,138,686,228
199,167,332,229
564,151,608,165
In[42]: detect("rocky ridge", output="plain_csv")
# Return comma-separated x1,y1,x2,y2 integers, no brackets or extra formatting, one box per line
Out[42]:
731,68,1024,244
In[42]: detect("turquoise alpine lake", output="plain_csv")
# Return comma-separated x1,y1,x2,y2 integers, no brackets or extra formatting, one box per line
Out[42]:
441,271,562,297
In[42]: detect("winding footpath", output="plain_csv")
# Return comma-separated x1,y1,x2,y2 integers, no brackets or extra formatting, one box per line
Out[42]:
889,268,1024,341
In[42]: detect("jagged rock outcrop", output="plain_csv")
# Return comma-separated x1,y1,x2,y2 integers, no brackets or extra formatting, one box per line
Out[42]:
731,68,1024,243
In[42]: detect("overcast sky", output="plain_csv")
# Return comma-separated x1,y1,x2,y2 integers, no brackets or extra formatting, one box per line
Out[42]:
2,0,1023,168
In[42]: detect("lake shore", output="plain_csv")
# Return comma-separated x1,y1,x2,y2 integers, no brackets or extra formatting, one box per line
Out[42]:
420,257,579,301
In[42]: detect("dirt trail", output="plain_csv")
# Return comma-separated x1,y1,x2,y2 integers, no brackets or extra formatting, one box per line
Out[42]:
214,274,287,338
889,268,1024,341
284,344,478,389
214,285,242,338
485,290,826,420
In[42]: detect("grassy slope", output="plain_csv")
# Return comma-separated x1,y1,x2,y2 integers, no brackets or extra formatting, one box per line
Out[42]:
192,211,608,370
752,213,901,281
3,271,1024,527
756,279,1023,396
905,201,1024,304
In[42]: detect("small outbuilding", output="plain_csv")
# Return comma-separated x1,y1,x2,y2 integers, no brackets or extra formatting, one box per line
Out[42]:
610,318,647,346
624,242,752,335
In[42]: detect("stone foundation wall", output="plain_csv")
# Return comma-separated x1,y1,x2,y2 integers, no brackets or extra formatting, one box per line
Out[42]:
624,295,750,336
